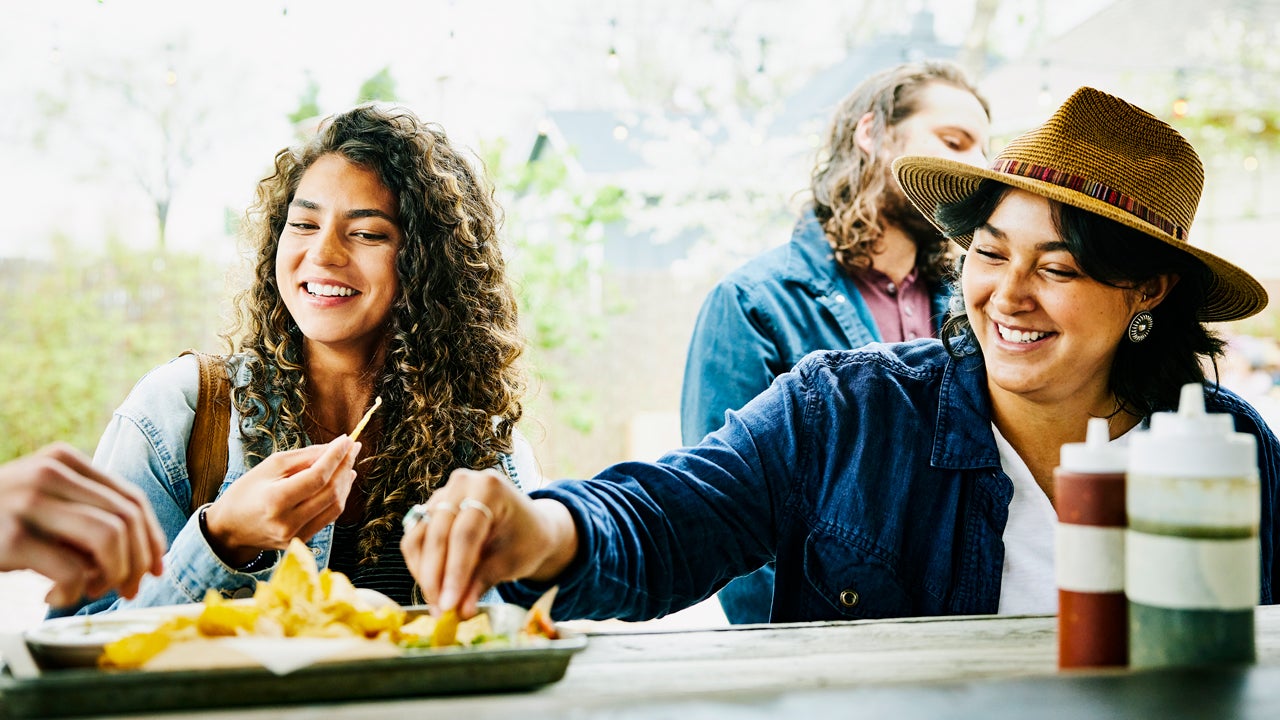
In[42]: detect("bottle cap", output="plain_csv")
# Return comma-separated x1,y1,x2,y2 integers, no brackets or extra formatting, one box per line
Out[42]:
1129,382,1256,477
1059,417,1127,473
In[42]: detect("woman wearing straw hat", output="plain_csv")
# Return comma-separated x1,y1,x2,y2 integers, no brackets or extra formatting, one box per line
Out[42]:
402,88,1280,623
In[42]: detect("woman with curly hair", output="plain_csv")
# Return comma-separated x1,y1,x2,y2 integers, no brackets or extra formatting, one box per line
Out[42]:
57,104,531,614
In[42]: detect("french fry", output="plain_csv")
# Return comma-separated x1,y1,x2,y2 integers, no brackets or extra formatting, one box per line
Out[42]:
348,396,382,442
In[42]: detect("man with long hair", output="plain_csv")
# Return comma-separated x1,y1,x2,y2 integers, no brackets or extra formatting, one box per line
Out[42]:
680,60,990,623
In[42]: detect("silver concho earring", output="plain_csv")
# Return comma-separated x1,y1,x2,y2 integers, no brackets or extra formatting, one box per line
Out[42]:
1127,310,1153,343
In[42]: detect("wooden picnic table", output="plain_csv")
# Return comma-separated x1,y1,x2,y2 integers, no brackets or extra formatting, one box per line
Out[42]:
27,604,1280,719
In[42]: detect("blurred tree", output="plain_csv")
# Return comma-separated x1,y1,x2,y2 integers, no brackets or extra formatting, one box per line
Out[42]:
33,39,228,250
959,0,1002,79
356,67,399,103
1166,7,1280,221
289,73,323,127
0,237,222,461
481,140,628,475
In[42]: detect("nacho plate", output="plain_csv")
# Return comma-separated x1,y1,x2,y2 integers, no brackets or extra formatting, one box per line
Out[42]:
2,604,586,719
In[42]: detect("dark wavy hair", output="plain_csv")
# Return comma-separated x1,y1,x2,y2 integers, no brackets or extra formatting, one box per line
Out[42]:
937,180,1224,418
222,104,525,565
810,60,989,283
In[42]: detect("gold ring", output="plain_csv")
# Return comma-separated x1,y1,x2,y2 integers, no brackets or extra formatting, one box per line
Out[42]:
458,498,495,522
402,503,430,530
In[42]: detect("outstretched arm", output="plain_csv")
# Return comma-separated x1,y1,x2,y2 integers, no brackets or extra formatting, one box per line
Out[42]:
0,443,165,606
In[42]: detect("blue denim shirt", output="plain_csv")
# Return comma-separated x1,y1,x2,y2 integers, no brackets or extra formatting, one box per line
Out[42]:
680,210,950,622
503,341,1280,622
56,354,535,616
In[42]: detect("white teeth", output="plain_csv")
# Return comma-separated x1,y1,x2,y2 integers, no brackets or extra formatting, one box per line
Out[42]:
997,325,1046,343
306,283,355,297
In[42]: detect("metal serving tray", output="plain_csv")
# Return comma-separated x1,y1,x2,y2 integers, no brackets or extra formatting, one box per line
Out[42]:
0,604,586,719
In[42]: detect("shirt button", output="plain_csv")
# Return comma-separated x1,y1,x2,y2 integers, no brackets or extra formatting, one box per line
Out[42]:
903,305,913,317
838,589,860,608
833,293,846,304
886,282,897,296
907,331,918,340
311,547,323,557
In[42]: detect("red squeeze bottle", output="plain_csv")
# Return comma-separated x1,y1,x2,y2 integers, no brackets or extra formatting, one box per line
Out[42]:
1054,417,1128,668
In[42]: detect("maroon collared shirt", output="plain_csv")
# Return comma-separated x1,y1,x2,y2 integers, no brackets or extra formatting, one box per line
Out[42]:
848,267,934,342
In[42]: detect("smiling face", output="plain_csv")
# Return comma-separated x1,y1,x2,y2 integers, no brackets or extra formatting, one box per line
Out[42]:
962,189,1147,409
276,153,402,359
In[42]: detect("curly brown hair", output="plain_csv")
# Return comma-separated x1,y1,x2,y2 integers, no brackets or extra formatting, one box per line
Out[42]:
810,60,988,283
222,104,525,565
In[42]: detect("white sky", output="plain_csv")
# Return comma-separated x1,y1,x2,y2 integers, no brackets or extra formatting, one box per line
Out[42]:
0,0,1112,259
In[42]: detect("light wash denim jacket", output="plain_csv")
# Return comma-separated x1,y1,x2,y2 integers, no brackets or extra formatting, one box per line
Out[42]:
504,341,1280,622
55,353,537,616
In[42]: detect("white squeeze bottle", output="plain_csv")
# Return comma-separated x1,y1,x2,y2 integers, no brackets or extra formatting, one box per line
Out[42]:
1126,382,1260,668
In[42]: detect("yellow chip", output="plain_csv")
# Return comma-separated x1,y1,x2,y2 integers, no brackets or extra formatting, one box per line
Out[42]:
431,609,460,648
456,613,494,646
96,538,444,669
197,597,259,637
348,396,382,442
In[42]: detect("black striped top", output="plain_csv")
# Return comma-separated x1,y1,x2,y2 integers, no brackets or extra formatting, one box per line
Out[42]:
328,523,420,606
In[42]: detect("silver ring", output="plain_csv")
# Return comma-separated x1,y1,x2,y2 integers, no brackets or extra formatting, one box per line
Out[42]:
402,503,430,531
458,498,495,522
430,502,457,516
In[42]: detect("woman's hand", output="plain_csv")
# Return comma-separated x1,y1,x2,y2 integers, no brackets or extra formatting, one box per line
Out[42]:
400,468,578,619
0,443,166,606
202,435,359,566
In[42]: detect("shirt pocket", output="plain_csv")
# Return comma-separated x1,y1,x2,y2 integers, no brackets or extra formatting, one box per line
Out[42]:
802,528,913,619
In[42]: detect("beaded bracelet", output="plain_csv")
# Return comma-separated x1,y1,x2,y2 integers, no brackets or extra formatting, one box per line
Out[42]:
197,504,273,573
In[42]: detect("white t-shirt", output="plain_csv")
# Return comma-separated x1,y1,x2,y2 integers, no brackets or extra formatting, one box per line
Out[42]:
992,421,1139,614
991,423,1059,614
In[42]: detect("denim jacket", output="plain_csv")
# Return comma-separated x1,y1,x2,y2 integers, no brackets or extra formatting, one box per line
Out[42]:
57,353,536,616
679,209,951,447
504,341,1280,622
680,210,951,622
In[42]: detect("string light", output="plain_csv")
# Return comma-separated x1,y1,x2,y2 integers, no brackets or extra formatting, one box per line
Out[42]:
607,17,619,72
1172,67,1189,118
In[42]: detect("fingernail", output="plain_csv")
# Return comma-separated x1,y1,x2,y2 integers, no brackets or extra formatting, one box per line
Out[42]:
438,586,458,612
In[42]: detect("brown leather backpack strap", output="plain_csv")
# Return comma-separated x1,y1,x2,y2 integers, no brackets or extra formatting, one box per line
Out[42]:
179,350,232,515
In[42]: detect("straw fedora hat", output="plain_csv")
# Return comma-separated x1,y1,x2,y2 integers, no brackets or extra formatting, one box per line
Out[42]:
893,86,1267,322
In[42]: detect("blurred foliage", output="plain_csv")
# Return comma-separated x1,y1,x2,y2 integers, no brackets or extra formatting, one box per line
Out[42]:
1165,7,1280,223
0,237,223,461
482,139,628,473
356,67,398,104
288,73,322,127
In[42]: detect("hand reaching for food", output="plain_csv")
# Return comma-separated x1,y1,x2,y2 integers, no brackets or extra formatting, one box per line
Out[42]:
0,443,166,606
399,468,579,619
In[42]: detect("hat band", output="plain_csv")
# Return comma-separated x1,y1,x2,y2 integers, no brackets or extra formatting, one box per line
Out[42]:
990,159,1187,240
